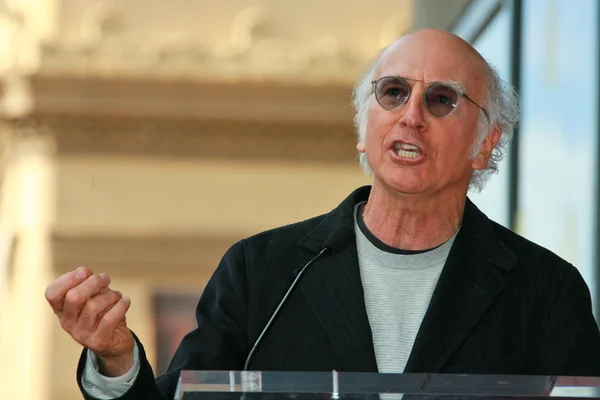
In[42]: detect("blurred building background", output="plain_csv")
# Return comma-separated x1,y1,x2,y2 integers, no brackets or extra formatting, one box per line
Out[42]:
0,0,597,399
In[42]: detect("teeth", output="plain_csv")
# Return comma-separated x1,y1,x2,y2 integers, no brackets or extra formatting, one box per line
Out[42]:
394,142,421,151
393,142,421,159
396,149,420,159
397,143,419,151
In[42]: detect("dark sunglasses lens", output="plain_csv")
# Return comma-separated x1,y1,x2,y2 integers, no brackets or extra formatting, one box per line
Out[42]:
425,85,459,117
375,78,410,110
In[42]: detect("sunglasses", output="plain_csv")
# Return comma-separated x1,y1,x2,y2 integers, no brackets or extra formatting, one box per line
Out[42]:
371,76,489,121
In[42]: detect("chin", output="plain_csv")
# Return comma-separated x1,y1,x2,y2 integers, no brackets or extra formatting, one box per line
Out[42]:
379,175,427,195
392,183,427,195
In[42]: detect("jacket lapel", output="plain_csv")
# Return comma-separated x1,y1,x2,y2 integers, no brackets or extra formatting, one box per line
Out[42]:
300,243,379,372
297,186,378,372
295,188,517,374
404,199,517,373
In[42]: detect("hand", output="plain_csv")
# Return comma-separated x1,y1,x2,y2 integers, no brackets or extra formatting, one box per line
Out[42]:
45,266,135,377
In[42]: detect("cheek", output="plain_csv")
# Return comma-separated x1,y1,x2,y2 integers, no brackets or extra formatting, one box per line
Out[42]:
365,108,396,148
429,122,476,164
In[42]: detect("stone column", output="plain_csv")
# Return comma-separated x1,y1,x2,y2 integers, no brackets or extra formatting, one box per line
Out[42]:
0,126,56,400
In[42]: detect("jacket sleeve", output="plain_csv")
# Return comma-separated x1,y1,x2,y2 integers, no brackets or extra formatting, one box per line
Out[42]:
541,265,600,376
77,333,165,400
77,239,250,399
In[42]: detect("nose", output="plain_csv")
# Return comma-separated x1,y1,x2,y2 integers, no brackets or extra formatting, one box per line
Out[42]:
398,85,427,130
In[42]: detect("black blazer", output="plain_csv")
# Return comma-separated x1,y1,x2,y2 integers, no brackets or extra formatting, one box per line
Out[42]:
77,186,600,400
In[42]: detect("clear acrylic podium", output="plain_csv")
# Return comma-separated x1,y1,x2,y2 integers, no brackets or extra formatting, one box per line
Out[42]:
175,371,600,399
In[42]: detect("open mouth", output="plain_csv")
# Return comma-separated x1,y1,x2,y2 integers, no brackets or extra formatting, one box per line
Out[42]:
393,141,422,159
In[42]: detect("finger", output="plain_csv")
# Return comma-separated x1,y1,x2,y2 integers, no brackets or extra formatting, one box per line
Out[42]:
95,297,131,338
92,288,117,321
78,289,123,333
45,267,93,314
61,273,111,323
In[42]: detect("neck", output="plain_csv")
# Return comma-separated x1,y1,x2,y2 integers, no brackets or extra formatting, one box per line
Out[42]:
363,182,467,251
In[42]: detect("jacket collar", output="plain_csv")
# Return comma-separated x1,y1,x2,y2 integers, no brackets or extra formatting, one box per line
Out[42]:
298,185,517,271
298,185,370,253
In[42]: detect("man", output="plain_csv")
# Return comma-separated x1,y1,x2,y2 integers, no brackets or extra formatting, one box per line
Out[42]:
45,29,600,400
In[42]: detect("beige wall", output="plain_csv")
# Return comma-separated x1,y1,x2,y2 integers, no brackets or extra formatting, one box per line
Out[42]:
56,156,369,236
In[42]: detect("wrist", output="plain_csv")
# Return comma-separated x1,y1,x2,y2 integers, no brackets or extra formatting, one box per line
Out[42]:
97,351,134,377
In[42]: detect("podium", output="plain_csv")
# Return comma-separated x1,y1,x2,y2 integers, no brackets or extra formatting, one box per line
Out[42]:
175,371,600,399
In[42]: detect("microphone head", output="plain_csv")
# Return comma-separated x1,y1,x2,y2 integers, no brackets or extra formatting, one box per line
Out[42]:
324,225,355,255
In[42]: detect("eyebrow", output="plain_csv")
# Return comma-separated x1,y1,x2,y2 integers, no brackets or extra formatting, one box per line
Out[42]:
401,76,468,94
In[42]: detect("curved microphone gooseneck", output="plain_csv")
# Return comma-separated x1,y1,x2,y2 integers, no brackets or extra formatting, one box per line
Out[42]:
243,225,355,371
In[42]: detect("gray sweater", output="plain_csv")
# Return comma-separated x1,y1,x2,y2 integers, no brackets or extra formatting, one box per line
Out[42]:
354,202,457,373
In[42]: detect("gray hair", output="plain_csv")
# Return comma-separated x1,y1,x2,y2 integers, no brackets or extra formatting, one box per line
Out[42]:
351,53,520,192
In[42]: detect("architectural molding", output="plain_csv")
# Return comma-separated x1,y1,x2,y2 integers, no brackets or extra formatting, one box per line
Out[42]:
8,115,358,163
27,74,357,123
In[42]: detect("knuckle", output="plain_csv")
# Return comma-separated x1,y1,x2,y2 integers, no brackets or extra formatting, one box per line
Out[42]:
102,310,120,326
89,274,101,285
91,274,106,286
64,289,83,306
109,290,122,303
101,312,116,325
86,300,105,317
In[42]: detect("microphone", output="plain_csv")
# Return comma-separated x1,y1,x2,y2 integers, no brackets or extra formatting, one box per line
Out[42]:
243,225,355,371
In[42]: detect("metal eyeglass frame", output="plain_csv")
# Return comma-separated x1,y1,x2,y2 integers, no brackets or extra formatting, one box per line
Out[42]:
371,76,490,121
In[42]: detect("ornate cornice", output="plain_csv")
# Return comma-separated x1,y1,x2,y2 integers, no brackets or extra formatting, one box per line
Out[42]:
38,4,378,84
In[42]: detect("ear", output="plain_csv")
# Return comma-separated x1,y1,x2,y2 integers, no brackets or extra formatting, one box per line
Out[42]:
472,124,502,170
356,141,366,153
